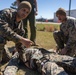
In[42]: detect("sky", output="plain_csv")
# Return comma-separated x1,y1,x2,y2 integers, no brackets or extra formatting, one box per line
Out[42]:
0,0,76,19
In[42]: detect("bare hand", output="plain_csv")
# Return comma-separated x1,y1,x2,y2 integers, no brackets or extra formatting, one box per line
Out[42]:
20,38,33,48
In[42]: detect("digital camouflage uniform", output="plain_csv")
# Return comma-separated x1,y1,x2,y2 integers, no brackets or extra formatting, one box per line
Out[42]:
0,8,25,63
4,48,76,75
53,16,76,57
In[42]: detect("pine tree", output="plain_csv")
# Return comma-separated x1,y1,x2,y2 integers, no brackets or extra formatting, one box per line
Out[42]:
10,1,17,9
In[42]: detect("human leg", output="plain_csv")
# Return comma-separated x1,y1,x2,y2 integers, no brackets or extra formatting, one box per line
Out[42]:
66,43,76,57
23,18,28,38
29,10,36,44
53,31,65,51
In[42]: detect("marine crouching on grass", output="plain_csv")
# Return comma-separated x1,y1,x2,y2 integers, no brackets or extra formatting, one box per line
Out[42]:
53,8,76,57
0,1,33,64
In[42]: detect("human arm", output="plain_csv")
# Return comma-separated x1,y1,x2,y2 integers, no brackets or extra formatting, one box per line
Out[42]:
18,35,33,47
59,39,75,55
0,19,33,48
59,20,76,55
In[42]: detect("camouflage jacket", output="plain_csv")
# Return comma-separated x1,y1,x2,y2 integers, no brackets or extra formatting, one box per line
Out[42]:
60,16,76,51
0,8,25,43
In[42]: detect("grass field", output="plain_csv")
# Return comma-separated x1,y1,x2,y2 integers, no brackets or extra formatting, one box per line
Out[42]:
1,23,60,75
6,23,60,50
30,23,60,50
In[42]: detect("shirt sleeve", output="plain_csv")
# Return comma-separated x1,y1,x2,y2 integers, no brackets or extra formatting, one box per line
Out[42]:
0,19,21,43
65,20,76,51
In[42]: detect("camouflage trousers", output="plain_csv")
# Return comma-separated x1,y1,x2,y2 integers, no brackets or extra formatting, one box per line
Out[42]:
53,31,76,57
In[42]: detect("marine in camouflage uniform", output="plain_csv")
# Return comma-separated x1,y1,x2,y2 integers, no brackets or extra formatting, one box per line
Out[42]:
53,8,76,57
4,47,76,75
0,1,32,66
0,8,24,63
17,0,38,45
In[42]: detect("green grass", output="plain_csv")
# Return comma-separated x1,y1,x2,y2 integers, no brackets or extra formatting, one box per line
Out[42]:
6,23,60,50
36,23,60,31
35,23,60,49
36,31,56,49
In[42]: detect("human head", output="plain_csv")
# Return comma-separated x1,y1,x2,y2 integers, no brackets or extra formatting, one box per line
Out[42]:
17,1,32,20
18,1,32,12
56,8,67,22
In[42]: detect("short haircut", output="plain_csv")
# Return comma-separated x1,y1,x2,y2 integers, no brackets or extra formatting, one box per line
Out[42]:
56,8,66,16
